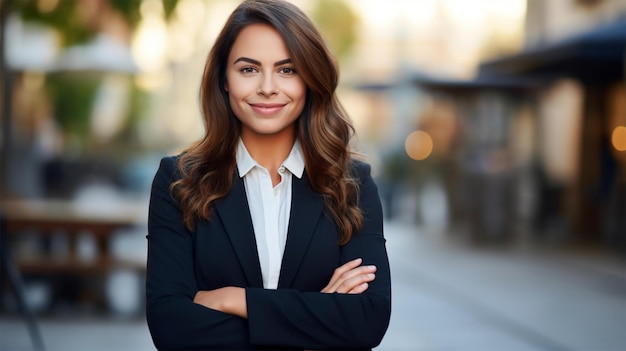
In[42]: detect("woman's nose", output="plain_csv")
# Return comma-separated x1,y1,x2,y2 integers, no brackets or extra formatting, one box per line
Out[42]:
257,74,278,96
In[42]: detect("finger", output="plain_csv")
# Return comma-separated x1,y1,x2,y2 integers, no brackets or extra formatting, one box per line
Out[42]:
332,258,363,278
325,265,377,293
322,258,363,292
347,282,369,294
336,272,375,294
323,265,373,293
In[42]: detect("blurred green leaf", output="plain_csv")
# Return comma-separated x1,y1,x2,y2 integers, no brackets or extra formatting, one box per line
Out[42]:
11,0,179,47
311,0,359,60
45,73,101,143
12,0,92,46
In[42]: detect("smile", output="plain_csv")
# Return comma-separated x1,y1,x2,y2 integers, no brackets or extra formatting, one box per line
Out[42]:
250,103,285,115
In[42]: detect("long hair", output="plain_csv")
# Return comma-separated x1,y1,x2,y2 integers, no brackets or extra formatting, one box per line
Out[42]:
172,0,362,244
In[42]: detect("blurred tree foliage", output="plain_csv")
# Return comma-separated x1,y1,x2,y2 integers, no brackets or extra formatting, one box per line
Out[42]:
6,0,177,154
311,0,359,60
45,73,100,141
10,0,178,47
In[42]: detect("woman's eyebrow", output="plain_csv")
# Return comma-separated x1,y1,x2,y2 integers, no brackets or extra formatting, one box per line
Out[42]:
233,57,292,66
273,58,292,66
233,57,260,65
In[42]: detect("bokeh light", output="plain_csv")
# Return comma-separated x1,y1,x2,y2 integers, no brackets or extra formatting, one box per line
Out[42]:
405,130,433,161
611,125,626,151
131,0,168,73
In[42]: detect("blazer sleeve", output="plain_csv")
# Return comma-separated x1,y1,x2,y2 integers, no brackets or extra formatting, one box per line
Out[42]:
246,161,392,350
145,156,251,350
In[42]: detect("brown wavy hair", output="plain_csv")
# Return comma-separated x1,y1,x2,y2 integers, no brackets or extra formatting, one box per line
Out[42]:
172,0,362,244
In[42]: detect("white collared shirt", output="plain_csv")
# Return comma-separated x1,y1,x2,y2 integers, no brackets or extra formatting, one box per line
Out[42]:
236,139,305,289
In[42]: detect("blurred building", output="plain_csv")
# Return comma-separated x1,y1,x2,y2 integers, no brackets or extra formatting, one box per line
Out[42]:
477,0,626,249
356,0,625,251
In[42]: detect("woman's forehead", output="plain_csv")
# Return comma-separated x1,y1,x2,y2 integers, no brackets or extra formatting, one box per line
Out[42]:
228,24,290,63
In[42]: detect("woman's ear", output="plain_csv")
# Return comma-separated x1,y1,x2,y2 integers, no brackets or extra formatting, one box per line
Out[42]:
224,80,229,92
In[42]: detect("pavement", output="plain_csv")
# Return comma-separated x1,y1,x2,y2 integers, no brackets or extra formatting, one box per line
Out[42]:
379,221,626,351
1,220,625,351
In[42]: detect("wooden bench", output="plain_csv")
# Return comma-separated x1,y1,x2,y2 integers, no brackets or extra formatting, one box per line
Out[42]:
1,199,146,312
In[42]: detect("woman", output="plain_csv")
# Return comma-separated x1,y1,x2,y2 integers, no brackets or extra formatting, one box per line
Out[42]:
145,0,391,349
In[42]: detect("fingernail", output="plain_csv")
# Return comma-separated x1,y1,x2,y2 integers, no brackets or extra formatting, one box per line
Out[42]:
368,273,375,279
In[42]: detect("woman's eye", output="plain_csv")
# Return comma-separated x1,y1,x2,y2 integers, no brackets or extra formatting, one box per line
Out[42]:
279,67,296,75
241,67,257,74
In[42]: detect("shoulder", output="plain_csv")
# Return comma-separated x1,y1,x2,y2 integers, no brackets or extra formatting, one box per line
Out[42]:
159,154,180,171
349,158,383,228
349,158,381,199
349,158,373,183
154,154,183,185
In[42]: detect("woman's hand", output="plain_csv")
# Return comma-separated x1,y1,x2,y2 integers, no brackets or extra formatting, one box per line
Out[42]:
193,258,376,317
321,258,377,294
193,287,247,318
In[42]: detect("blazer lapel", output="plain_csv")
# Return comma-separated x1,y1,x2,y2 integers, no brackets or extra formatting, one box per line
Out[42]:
278,173,324,288
213,174,264,288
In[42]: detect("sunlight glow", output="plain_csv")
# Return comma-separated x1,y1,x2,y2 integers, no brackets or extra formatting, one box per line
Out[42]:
442,0,486,23
405,130,434,161
169,0,206,63
347,0,527,77
442,0,526,22
131,16,168,72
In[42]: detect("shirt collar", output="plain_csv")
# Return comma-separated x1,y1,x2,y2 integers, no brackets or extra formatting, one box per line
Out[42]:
283,139,305,178
236,138,305,179
236,139,257,178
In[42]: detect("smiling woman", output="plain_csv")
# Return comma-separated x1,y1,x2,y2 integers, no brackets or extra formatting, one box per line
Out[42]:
225,24,307,149
144,0,391,350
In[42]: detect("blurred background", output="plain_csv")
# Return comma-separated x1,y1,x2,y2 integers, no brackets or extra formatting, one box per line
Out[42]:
0,0,624,350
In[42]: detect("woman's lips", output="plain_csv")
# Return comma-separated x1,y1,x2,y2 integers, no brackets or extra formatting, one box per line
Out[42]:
250,103,285,115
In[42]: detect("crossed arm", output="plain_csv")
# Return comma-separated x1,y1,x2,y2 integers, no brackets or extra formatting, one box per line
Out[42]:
193,257,378,318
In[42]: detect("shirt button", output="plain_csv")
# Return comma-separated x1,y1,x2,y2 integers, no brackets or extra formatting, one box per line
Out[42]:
279,166,285,173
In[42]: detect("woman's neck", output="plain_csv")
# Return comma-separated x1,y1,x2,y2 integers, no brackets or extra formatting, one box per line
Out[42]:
240,129,296,176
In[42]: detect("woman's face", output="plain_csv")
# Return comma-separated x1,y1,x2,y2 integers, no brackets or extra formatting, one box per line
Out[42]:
225,23,306,140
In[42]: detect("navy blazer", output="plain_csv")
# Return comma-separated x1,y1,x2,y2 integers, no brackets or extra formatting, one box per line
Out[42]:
146,156,391,350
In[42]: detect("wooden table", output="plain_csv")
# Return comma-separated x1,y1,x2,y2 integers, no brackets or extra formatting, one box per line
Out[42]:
1,199,146,272
1,198,147,308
